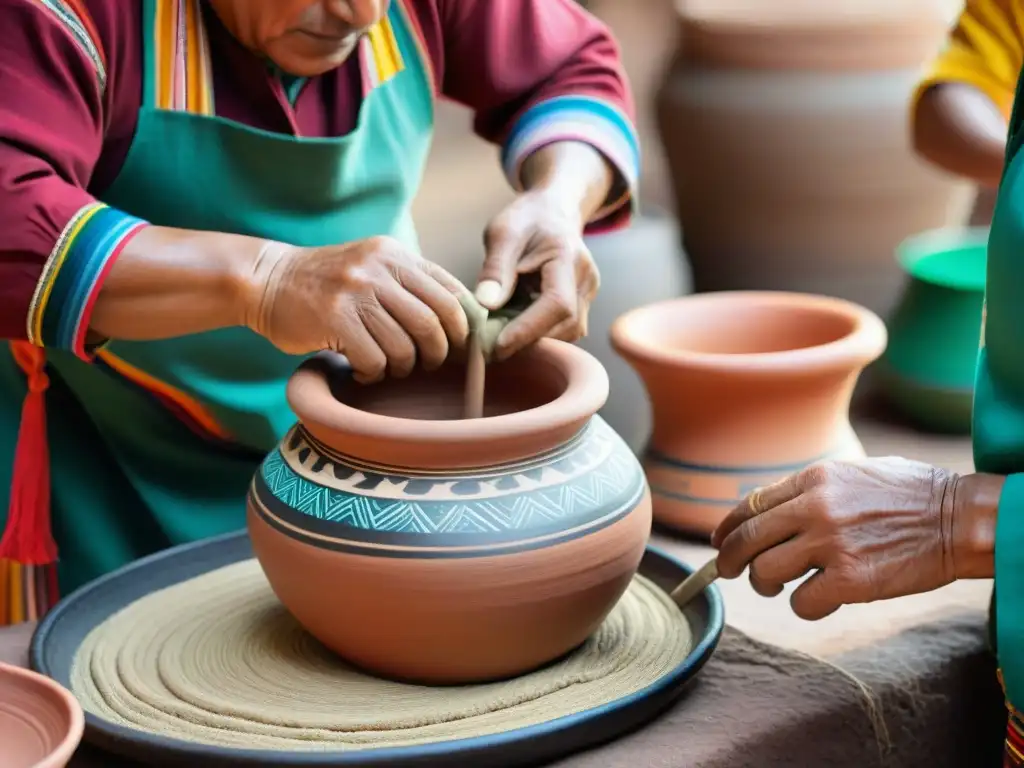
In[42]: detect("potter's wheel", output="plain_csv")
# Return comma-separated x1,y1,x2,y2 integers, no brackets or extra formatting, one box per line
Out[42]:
31,531,723,767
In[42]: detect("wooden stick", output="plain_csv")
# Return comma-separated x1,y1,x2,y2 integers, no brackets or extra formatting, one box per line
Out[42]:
668,557,719,609
463,333,486,420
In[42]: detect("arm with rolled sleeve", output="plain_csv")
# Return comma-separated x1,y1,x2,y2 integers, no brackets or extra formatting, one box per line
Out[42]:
0,0,150,360
435,0,640,233
911,0,1024,186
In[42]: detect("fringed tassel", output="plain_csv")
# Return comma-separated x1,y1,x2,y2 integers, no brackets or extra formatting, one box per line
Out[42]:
0,342,58,625
0,558,60,625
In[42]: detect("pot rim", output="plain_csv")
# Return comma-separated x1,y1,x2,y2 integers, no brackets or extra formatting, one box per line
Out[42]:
0,661,84,768
610,291,887,374
671,0,950,71
287,339,609,456
895,226,989,292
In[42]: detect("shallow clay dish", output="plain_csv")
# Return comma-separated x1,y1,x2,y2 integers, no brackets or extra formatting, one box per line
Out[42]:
0,661,84,768
30,531,724,768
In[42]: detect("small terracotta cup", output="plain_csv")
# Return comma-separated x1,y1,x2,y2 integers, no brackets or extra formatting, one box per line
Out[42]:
0,662,84,768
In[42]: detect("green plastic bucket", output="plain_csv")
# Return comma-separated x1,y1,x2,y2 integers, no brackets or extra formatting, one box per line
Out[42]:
878,227,988,434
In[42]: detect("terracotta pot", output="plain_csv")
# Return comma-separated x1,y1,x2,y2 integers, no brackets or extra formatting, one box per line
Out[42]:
0,662,84,768
611,291,887,537
578,207,692,452
248,341,652,684
656,0,974,319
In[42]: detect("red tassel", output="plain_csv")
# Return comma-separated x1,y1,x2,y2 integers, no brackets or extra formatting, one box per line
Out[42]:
0,342,55,565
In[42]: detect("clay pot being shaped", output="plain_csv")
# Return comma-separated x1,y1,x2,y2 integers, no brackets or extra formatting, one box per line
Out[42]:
878,227,988,434
611,291,887,538
247,341,652,684
0,662,84,768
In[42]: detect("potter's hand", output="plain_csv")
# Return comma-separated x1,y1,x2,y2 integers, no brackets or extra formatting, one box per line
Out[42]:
474,142,613,361
709,458,1000,620
473,191,598,361
246,237,472,384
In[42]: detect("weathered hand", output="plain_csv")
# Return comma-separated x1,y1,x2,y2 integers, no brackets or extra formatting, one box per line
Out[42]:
247,236,472,384
709,457,965,621
473,189,600,361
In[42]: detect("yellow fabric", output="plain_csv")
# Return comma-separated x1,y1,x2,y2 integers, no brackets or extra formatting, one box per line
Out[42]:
913,0,1024,119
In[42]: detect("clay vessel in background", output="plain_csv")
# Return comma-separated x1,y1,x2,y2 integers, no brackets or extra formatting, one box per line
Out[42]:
878,228,987,434
611,291,887,538
248,341,652,684
578,206,692,453
656,0,974,319
0,662,84,768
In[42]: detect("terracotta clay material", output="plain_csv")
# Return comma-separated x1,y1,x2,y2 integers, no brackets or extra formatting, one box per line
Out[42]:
611,291,887,538
248,340,652,684
0,662,84,768
656,0,972,319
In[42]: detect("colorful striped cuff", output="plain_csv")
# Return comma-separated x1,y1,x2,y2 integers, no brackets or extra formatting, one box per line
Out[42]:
501,94,641,232
26,202,148,360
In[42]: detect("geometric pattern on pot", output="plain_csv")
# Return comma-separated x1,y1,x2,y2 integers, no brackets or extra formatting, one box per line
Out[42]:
249,416,648,556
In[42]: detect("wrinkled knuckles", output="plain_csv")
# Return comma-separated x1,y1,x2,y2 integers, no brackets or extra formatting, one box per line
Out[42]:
483,219,515,249
799,462,836,490
363,234,403,256
549,296,576,325
749,557,778,585
802,488,839,527
357,361,387,384
342,266,383,296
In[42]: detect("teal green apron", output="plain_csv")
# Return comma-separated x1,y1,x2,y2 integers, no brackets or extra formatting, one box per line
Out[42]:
974,58,1024,736
0,0,434,604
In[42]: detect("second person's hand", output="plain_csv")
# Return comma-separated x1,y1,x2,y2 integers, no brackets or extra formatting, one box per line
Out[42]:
709,458,1001,620
245,236,472,384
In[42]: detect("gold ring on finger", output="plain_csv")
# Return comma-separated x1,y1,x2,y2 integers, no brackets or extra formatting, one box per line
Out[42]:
747,486,766,516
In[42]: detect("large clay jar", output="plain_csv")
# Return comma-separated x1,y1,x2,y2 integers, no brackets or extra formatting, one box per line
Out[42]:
656,0,974,319
611,291,887,538
579,206,692,453
247,341,652,684
878,227,988,434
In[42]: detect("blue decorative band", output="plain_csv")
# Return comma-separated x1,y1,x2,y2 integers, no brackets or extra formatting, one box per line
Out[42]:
643,449,838,476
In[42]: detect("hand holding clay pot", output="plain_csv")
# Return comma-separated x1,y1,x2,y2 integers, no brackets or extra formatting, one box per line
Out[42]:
709,459,1003,620
245,236,473,384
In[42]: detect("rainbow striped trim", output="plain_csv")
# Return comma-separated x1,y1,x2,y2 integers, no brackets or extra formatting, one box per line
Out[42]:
26,203,148,360
501,95,641,232
31,0,106,93
359,14,406,95
0,559,59,625
92,348,234,444
1007,702,1024,765
997,670,1023,766
153,0,215,114
393,0,436,95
